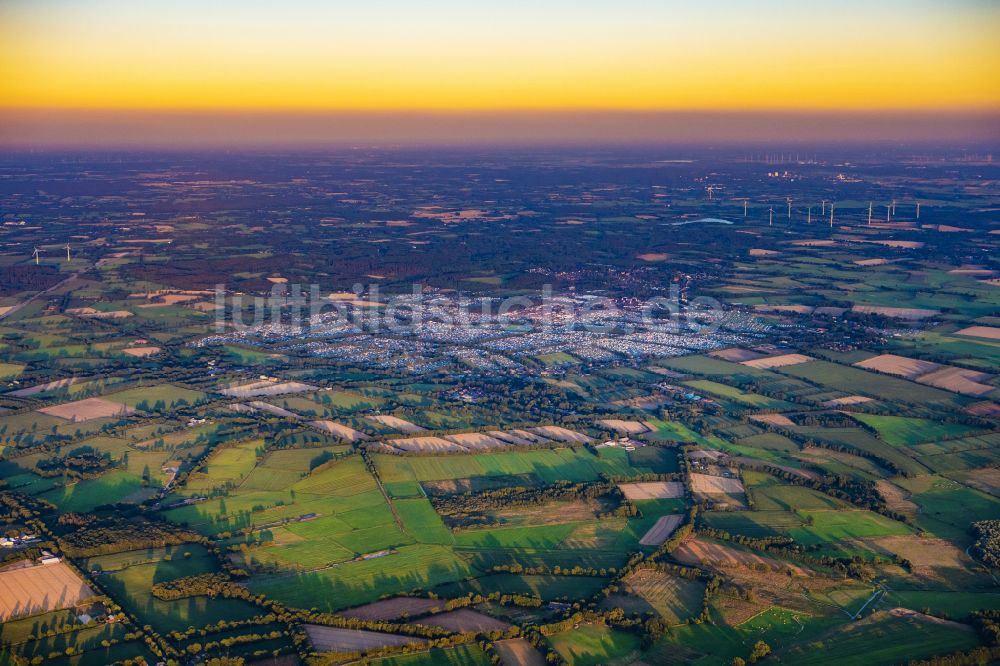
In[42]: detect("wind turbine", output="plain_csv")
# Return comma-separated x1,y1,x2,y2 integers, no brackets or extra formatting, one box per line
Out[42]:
769,207,773,226
886,204,891,222
807,207,812,224
821,200,828,215
829,204,835,227
743,198,749,217
786,197,792,220
706,185,716,200
32,247,40,265
65,244,71,261
916,202,921,219
891,199,896,216
868,202,873,226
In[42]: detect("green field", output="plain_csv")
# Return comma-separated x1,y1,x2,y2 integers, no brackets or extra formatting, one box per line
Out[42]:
0,362,25,378
895,475,1000,539
549,623,642,666
395,497,455,544
40,470,148,511
432,573,609,601
701,510,806,537
849,414,982,447
84,545,264,633
745,472,849,511
643,418,728,447
247,544,475,611
788,425,929,476
886,590,1000,619
107,384,207,409
367,644,491,666
788,510,913,545
683,379,794,409
376,447,650,485
778,610,981,665
778,360,966,408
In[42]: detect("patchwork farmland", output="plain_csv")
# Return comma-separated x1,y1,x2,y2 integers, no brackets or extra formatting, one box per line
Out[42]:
1,148,999,666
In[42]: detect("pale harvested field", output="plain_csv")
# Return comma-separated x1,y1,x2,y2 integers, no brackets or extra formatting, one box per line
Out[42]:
66,307,133,319
505,429,553,444
618,481,685,500
494,638,546,666
800,447,892,476
129,289,211,301
947,269,996,277
854,354,941,379
852,305,939,319
327,292,384,307
0,562,95,621
749,248,779,257
339,596,442,621
791,239,837,246
598,419,650,435
639,514,684,546
863,239,924,249
709,348,764,362
389,436,465,453
303,625,422,652
862,535,973,569
855,258,892,266
247,401,298,418
690,473,745,494
876,480,919,515
489,431,537,446
673,539,806,575
951,468,1000,497
38,397,133,422
730,456,821,481
122,346,161,357
742,353,814,369
309,420,369,442
445,432,508,449
615,394,670,409
688,449,724,461
411,609,510,633
821,395,874,407
648,367,687,378
366,415,426,433
218,379,318,398
624,569,702,623
192,301,220,312
966,401,1000,417
754,304,813,314
8,377,82,397
955,325,1000,340
916,366,995,397
137,295,202,308
636,253,669,262
532,426,591,444
749,413,796,427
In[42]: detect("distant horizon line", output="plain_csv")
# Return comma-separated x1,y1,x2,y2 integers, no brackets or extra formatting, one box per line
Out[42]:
2,109,997,149
4,106,1000,114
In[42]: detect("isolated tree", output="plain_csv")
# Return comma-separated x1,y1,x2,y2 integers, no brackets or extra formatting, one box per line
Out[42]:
749,640,771,663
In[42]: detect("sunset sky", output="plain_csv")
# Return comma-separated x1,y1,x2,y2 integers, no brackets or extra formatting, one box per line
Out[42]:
1,0,998,145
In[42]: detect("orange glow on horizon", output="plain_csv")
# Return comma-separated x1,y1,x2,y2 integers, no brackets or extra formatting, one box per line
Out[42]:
2,2,999,113
0,0,1000,120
